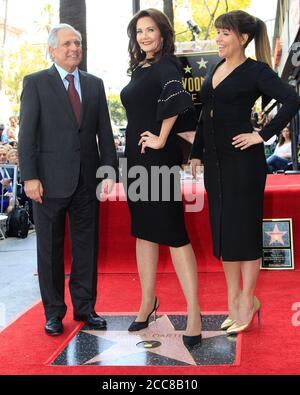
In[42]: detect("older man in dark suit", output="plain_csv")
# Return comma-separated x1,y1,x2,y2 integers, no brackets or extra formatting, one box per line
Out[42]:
18,24,117,336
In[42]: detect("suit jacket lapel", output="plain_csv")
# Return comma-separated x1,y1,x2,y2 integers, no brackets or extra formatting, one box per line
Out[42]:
47,64,78,127
78,71,89,128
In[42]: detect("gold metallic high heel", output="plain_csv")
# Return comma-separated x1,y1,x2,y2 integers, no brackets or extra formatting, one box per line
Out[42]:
226,296,261,335
220,317,236,330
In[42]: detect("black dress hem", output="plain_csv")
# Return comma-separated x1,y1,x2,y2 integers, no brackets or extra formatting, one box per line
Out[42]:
217,254,263,262
131,232,190,248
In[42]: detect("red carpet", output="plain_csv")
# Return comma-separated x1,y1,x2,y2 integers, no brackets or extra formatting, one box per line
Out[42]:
1,174,299,375
64,174,300,273
0,271,300,375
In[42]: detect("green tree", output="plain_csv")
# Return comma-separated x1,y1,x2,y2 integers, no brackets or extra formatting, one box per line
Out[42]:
174,0,251,42
59,0,87,71
107,93,127,126
35,3,56,35
0,43,49,114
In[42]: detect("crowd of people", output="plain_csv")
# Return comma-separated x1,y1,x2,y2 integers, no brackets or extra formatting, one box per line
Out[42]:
0,117,19,214
0,117,33,222
0,116,19,146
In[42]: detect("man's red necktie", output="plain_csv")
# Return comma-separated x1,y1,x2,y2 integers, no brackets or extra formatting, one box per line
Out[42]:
65,74,81,123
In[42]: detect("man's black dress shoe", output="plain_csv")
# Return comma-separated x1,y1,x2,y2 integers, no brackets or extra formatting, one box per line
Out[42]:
45,317,63,336
73,312,107,328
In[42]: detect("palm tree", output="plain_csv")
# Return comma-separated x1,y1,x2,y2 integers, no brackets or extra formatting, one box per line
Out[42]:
37,3,55,35
132,0,140,14
59,0,87,71
2,0,8,47
163,0,174,27
132,0,174,27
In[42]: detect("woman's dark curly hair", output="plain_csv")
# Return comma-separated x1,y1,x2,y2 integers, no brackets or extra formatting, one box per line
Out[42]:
127,8,175,73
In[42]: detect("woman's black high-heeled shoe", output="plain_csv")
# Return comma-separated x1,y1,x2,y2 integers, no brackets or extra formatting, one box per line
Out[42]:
128,296,159,332
182,314,202,348
182,333,202,347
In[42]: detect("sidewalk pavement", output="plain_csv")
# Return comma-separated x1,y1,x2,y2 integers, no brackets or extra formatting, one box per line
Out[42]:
0,230,40,330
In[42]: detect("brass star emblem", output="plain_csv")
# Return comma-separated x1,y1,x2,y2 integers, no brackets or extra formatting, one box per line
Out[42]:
81,315,225,366
265,224,287,245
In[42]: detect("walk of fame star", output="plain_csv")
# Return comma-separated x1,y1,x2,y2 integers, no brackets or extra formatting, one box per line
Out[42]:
51,314,238,367
82,315,225,366
184,65,192,74
265,224,287,245
197,58,208,69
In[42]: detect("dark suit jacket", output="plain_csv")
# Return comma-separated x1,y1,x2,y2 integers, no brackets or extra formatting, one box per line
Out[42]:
18,64,117,198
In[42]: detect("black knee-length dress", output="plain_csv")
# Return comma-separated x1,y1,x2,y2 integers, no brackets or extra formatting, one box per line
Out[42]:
191,58,300,261
120,54,196,247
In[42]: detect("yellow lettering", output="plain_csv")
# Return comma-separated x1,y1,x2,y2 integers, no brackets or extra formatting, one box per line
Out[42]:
188,77,194,91
182,77,204,94
194,77,201,91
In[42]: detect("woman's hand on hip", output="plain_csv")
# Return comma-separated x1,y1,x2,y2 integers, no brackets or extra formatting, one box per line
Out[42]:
232,131,264,150
190,158,202,179
138,131,166,154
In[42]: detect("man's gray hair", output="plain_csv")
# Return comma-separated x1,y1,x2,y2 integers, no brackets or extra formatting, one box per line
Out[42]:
48,23,82,49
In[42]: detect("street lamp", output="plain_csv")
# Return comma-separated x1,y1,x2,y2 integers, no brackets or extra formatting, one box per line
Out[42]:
176,20,201,42
287,77,300,173
187,20,201,41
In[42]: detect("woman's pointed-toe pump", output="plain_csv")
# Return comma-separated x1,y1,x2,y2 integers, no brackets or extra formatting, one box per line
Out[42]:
220,317,236,330
128,296,159,332
182,314,202,348
226,296,261,335
182,333,202,348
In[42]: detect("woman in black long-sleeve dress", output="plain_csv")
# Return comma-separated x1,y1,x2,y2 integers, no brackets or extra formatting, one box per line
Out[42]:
121,9,201,347
191,10,300,334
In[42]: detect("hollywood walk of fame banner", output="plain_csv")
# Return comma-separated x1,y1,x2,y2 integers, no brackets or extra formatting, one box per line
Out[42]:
261,218,294,270
176,50,220,117
175,50,220,163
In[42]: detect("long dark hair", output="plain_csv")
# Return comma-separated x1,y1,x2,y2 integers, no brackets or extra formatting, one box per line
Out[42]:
127,8,175,72
278,127,291,146
215,10,272,67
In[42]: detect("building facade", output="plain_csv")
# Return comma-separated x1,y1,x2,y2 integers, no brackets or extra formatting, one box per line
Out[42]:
273,0,300,169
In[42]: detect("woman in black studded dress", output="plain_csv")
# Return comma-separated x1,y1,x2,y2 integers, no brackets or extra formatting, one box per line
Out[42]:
120,8,201,347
